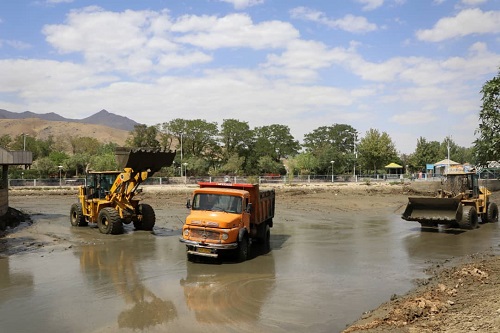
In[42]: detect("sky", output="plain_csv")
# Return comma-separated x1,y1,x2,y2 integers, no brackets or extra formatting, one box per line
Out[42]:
0,0,499,154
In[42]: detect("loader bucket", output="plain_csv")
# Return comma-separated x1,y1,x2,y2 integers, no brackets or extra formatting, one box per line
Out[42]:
115,147,176,174
402,197,461,224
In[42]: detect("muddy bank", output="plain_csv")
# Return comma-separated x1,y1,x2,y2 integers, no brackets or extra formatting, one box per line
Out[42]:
343,253,500,333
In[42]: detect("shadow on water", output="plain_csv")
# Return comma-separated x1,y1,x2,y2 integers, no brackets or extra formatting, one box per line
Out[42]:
268,233,290,250
77,239,177,330
404,221,500,261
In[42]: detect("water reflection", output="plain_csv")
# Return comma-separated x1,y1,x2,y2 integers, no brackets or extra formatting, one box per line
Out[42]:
78,242,177,330
404,222,500,261
180,254,276,325
0,256,34,302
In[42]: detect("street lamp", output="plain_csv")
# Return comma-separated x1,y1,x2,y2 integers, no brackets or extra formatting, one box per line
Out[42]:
183,163,188,184
180,133,183,174
331,160,335,182
353,134,358,180
58,165,63,187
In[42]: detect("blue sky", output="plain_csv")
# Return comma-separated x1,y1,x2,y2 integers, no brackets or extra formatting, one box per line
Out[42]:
1,0,499,154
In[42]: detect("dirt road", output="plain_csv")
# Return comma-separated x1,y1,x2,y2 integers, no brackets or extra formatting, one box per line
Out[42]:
1,182,499,333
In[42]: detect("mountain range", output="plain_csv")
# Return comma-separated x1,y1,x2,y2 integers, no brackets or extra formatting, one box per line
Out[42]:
0,109,139,131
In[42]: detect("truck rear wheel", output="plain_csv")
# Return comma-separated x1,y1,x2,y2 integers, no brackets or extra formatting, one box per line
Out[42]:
458,206,478,230
133,204,156,231
485,202,499,223
98,207,123,234
70,203,87,227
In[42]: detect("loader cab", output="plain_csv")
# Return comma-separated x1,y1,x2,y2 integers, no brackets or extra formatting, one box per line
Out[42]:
446,171,479,199
86,171,120,199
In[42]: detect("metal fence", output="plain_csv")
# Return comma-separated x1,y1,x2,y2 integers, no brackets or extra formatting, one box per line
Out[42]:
7,169,499,188
7,174,407,187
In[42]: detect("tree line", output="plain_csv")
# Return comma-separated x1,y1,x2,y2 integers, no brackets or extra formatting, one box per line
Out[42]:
1,68,499,179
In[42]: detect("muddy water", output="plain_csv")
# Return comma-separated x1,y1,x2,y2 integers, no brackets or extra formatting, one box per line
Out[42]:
1,195,500,333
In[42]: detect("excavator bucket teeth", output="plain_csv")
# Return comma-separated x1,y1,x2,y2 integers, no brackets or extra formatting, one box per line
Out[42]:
402,197,460,223
115,147,176,174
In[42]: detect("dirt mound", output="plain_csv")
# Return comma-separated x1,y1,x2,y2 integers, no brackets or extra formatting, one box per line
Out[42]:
0,207,31,232
343,255,500,333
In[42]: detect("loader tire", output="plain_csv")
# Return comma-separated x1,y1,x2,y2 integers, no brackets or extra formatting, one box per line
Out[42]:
458,206,478,230
486,202,499,223
70,203,87,227
98,208,123,234
133,204,156,231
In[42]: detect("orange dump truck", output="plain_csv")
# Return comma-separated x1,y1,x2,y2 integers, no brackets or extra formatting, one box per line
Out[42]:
180,182,275,262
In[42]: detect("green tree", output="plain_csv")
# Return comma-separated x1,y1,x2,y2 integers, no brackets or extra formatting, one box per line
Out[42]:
254,124,300,162
0,134,11,149
292,152,319,175
68,136,101,155
66,153,90,176
357,128,398,173
126,124,160,148
257,155,283,174
303,124,358,174
219,119,253,159
219,153,245,175
475,68,500,165
409,137,441,172
89,153,118,171
33,157,58,177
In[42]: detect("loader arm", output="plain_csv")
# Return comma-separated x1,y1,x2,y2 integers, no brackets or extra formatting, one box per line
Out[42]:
107,168,150,211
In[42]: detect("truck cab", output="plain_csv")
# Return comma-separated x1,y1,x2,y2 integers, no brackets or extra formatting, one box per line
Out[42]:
180,182,275,262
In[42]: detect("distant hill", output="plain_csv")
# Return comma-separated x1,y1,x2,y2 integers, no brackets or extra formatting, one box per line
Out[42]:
0,108,140,131
0,118,130,148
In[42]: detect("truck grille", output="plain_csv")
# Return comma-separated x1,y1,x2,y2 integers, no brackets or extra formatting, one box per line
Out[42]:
191,229,220,241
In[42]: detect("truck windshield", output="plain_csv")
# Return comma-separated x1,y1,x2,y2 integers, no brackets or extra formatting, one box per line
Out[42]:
192,194,242,213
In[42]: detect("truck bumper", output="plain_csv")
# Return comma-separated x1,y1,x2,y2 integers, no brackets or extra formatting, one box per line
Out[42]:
179,238,238,258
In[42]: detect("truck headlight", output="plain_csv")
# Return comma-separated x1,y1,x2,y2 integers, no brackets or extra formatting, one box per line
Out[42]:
221,233,229,240
183,229,190,237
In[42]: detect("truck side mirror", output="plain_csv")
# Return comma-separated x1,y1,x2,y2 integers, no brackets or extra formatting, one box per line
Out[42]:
246,203,252,213
186,199,191,209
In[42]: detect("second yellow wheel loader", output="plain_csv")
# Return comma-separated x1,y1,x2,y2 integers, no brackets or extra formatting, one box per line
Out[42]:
70,147,176,234
402,171,498,230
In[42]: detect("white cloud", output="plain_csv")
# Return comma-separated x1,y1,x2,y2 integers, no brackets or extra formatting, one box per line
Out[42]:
461,0,487,5
1,40,32,50
0,59,116,98
290,7,377,33
390,111,438,125
263,39,352,82
355,0,384,11
416,8,500,42
173,13,299,49
218,0,264,10
42,7,214,74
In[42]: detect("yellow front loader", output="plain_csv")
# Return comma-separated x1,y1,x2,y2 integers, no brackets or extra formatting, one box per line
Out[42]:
70,147,176,234
402,171,498,230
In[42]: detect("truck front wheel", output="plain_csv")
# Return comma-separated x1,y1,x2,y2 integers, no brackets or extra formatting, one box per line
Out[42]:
98,208,123,234
236,236,249,262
